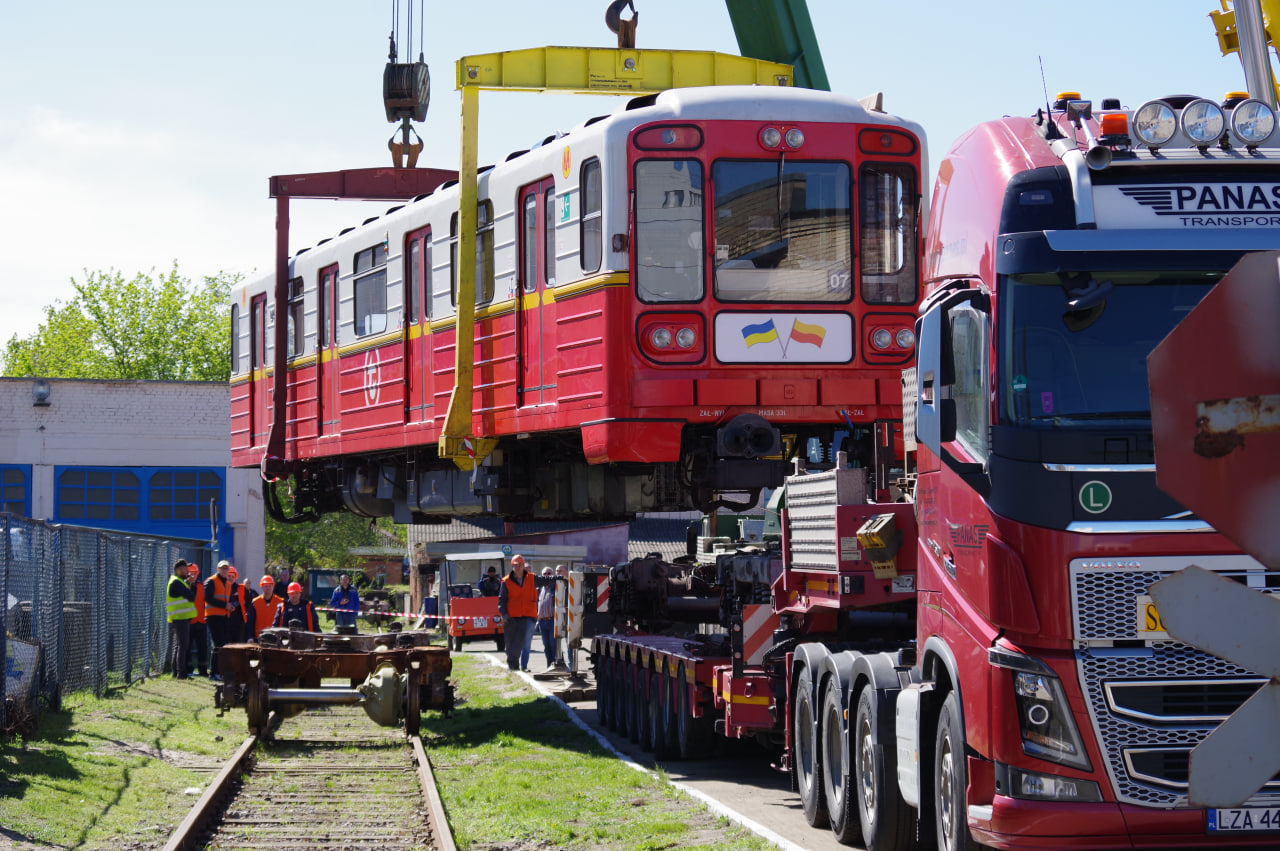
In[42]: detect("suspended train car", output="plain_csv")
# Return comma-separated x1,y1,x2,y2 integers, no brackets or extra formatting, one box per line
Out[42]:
229,85,925,522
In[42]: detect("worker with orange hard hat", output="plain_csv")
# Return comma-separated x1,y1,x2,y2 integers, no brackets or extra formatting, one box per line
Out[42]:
273,581,318,632
203,559,239,681
247,574,284,640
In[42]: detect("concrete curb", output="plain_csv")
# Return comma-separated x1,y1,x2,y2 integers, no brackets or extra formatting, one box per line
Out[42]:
479,652,810,851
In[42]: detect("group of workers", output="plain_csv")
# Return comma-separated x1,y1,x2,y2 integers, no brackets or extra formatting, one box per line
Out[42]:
165,559,363,680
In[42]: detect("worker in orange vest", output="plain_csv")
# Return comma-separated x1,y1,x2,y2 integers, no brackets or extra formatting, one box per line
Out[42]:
248,575,284,640
203,560,239,681
498,554,556,672
274,582,319,631
188,562,210,678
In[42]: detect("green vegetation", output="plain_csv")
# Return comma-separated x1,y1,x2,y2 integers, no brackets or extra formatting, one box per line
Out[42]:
424,655,773,851
0,677,246,849
1,265,237,381
265,488,405,573
0,654,772,850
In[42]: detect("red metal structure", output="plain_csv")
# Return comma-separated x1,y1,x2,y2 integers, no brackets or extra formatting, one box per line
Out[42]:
230,85,924,522
594,83,1280,851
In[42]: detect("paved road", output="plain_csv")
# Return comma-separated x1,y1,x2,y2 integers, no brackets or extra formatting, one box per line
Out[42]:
466,642,852,851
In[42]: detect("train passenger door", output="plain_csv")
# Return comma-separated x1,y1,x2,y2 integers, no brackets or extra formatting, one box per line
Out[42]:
517,177,556,407
404,228,432,424
316,264,339,436
249,294,268,448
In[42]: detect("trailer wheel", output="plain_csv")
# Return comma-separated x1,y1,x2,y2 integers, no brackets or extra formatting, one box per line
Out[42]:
596,656,613,729
630,664,649,746
673,662,711,758
854,687,914,851
648,669,673,758
612,658,629,737
935,691,985,851
659,667,679,759
821,682,862,845
794,674,828,828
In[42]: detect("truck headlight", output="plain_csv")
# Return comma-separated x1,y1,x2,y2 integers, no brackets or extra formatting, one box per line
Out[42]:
1181,99,1225,145
990,647,1092,771
1231,98,1276,146
995,763,1102,802
1132,100,1177,147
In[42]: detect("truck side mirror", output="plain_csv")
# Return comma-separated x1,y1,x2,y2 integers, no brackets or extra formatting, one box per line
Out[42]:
916,308,957,453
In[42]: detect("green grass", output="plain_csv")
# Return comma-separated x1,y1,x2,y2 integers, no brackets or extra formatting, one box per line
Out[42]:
0,656,776,851
422,655,775,851
0,676,247,849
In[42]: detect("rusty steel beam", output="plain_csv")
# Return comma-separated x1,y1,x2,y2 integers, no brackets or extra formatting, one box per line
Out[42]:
270,166,458,200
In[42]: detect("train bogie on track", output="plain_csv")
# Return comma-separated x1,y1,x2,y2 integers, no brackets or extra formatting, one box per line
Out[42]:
230,85,925,522
215,626,452,735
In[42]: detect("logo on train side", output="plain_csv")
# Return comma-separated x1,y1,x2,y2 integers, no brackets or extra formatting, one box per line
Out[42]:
562,146,571,179
363,349,380,406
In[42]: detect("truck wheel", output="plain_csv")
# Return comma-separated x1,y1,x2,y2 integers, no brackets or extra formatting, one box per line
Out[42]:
821,682,861,845
674,662,712,758
854,687,914,851
648,670,672,758
659,668,678,759
793,675,828,828
935,691,984,851
631,665,649,746
596,656,612,729
613,659,629,737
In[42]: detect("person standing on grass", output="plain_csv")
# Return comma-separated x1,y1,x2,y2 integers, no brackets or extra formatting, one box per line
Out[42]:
497,555,555,672
203,560,238,680
166,560,197,679
330,573,360,633
188,562,210,678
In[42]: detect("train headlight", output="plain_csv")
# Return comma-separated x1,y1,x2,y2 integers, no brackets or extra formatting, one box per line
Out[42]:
895,328,915,349
785,128,805,148
1181,99,1225,146
871,328,893,350
1132,100,1177,148
675,327,696,348
760,127,782,148
650,327,672,349
1231,98,1277,146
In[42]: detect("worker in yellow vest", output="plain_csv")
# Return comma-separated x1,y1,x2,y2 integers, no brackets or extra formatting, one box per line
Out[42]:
166,560,197,679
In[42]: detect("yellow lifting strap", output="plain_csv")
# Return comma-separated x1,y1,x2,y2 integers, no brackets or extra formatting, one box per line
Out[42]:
437,47,794,466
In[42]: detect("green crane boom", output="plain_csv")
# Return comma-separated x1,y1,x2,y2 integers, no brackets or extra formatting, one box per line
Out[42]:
724,0,829,91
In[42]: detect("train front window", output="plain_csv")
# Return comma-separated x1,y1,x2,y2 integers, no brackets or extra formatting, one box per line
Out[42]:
859,163,917,305
634,159,704,302
713,160,851,303
1003,270,1217,425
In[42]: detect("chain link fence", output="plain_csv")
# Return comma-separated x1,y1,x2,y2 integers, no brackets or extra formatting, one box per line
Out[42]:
2,513,216,733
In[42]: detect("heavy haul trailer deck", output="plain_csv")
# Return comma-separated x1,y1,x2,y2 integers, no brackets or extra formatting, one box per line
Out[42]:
215,627,453,735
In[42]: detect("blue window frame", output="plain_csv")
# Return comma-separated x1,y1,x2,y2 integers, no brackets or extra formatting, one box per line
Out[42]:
2,465,31,516
149,470,222,521
57,468,140,522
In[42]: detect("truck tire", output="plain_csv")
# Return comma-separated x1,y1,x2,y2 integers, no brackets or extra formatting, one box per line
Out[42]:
674,662,713,758
631,664,650,746
794,674,828,828
821,682,861,844
659,667,678,759
613,659,629,737
648,669,672,758
596,656,612,729
935,691,986,851
854,687,914,851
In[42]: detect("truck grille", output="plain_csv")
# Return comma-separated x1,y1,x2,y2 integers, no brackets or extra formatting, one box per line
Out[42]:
1070,556,1280,807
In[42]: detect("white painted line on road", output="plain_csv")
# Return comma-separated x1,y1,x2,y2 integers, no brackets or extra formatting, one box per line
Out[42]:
479,652,811,851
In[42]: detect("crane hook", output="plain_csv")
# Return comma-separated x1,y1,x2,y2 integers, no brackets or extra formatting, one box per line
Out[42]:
605,0,637,49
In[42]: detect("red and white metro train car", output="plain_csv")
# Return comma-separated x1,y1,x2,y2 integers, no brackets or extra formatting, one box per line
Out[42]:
229,85,925,522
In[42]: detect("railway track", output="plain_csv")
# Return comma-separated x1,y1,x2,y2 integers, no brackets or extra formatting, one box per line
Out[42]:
164,704,455,851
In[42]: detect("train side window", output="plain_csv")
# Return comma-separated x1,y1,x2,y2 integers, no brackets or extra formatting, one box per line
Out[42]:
450,201,495,306
545,187,556,286
354,243,388,337
286,276,305,358
634,159,704,303
405,227,432,322
580,158,601,273
230,304,241,373
859,163,918,305
318,264,336,348
522,193,538,293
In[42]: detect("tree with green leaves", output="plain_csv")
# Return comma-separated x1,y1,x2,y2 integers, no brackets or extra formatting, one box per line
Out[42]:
1,265,238,380
265,487,404,573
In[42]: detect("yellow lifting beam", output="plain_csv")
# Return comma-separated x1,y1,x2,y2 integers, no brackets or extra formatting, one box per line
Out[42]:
437,46,794,465
1211,0,1280,101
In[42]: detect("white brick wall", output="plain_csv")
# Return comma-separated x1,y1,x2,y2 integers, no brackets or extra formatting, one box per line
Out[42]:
0,377,265,579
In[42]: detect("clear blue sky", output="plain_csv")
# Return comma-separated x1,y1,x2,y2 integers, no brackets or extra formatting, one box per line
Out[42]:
0,1,1252,345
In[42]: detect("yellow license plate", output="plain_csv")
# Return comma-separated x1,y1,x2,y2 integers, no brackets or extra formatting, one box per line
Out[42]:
1135,595,1169,638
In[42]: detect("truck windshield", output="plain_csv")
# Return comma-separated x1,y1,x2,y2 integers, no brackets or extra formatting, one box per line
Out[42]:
1002,270,1218,425
712,160,852,302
